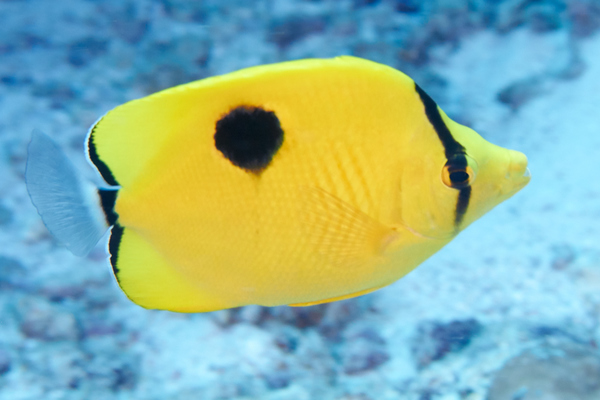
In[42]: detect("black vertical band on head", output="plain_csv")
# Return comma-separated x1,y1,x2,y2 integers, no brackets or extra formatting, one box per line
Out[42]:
98,189,119,226
415,83,472,229
108,223,124,278
455,186,471,228
415,84,465,158
87,121,119,187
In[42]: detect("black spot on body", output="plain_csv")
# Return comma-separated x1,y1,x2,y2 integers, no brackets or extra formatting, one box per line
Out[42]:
98,189,119,226
109,224,124,278
214,106,284,173
88,121,119,186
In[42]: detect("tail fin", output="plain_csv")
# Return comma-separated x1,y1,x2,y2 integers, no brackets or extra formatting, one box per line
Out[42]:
25,131,112,256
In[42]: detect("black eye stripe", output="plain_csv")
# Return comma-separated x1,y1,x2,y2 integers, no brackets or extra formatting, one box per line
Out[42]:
454,187,471,228
415,83,471,229
415,84,465,158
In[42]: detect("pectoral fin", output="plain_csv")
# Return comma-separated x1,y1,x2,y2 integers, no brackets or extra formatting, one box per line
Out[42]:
301,186,399,269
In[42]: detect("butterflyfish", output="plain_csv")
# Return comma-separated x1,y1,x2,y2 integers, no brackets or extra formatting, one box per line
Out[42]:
26,56,530,312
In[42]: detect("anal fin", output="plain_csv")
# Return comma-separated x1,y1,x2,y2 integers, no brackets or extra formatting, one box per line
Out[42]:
109,225,231,313
289,284,384,307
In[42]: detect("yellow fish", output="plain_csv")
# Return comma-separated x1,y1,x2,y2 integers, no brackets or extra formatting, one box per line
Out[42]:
26,56,530,312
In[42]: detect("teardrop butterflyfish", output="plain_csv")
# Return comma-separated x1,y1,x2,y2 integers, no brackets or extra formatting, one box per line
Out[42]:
25,56,530,312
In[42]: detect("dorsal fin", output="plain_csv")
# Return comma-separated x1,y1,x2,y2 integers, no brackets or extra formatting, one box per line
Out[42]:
86,94,178,188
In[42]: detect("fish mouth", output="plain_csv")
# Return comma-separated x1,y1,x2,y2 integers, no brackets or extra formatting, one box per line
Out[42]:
520,167,531,186
503,150,531,195
514,167,531,191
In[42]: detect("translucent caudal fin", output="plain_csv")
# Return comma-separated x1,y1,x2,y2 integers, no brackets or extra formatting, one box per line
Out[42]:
25,130,110,256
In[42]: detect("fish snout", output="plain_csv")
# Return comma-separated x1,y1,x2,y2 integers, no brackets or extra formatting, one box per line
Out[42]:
503,150,530,194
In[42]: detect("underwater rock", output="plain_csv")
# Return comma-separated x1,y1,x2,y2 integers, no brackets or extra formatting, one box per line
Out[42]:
550,243,577,270
411,319,482,368
133,33,211,94
488,343,600,400
494,0,529,33
341,328,390,375
0,255,26,288
0,349,10,376
40,283,86,303
529,325,578,341
273,327,300,353
112,17,148,44
268,15,328,49
67,37,108,67
525,2,565,32
493,0,569,33
268,304,327,329
135,64,198,94
0,75,32,87
349,327,386,345
419,389,437,400
394,0,421,13
80,315,123,338
83,354,139,392
211,305,269,327
497,76,547,111
399,4,476,65
352,42,398,68
109,363,138,391
77,336,141,392
211,308,238,328
238,304,268,325
107,3,149,44
496,29,583,110
569,0,600,37
143,34,211,68
31,81,78,109
353,0,380,8
318,299,369,342
263,365,293,390
18,297,80,341
341,337,390,375
158,0,208,22
0,32,47,55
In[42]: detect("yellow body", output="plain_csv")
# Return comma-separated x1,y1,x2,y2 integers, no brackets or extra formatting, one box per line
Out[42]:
89,56,530,312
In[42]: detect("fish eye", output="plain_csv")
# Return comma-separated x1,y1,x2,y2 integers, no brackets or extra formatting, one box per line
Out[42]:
442,159,476,189
450,170,469,183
